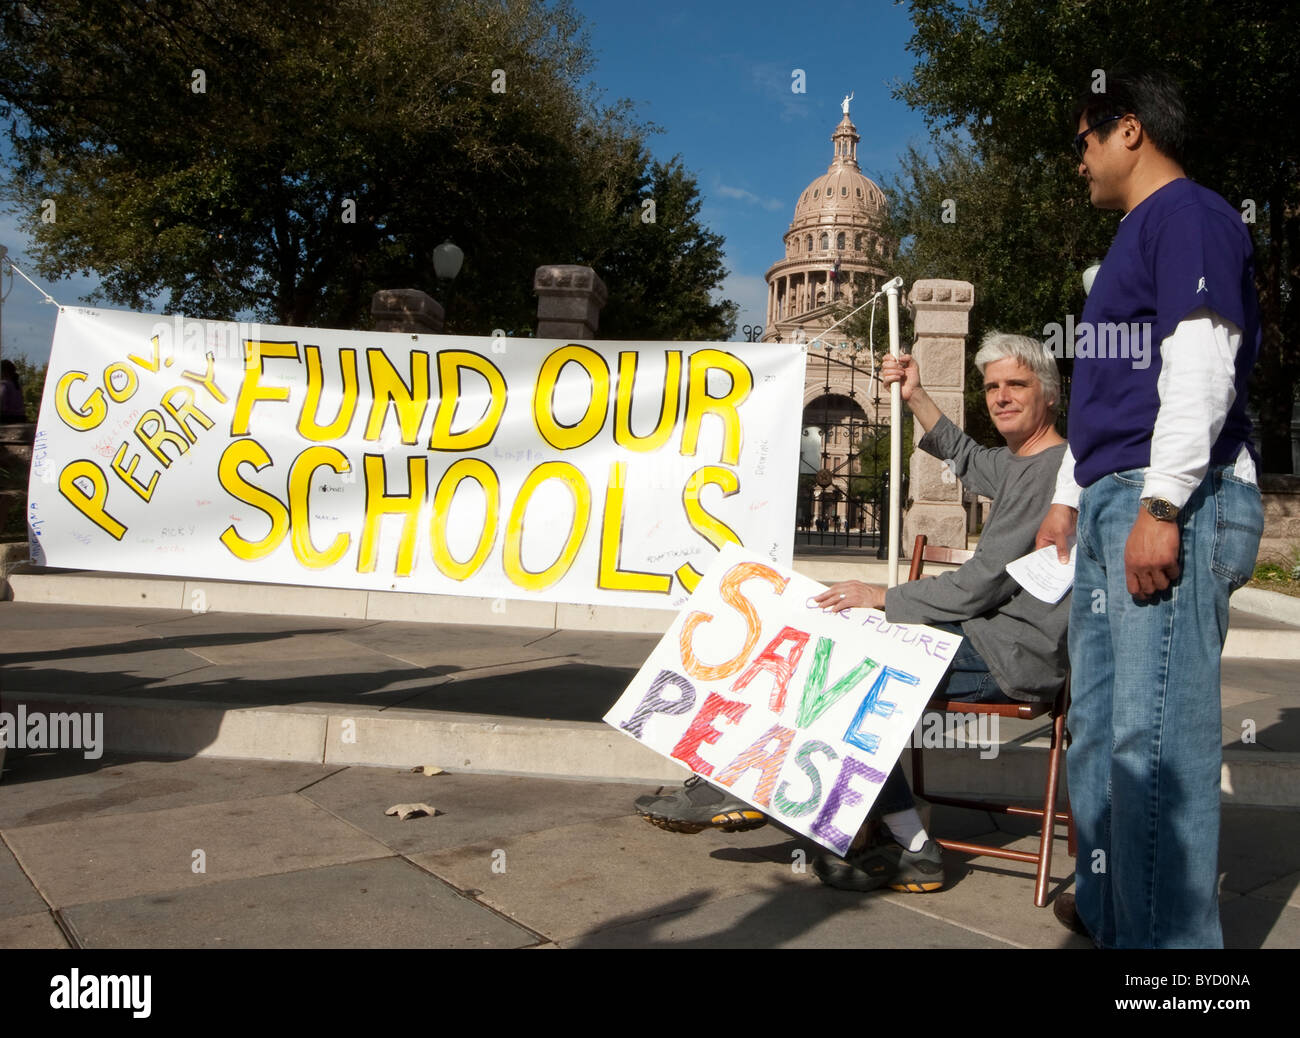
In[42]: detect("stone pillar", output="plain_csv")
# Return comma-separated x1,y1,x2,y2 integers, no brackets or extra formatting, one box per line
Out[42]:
0,421,35,578
371,289,444,333
534,265,608,339
904,279,974,551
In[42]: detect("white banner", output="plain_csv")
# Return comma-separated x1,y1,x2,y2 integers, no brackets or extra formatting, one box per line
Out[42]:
604,544,961,857
27,308,804,609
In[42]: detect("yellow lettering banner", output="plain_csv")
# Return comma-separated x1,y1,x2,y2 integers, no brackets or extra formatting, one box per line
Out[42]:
28,308,805,610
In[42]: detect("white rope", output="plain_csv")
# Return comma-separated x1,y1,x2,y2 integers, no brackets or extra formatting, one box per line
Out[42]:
806,275,902,347
4,260,61,307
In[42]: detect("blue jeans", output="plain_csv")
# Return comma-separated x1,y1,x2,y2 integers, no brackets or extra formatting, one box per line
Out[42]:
1069,465,1262,948
874,621,1016,816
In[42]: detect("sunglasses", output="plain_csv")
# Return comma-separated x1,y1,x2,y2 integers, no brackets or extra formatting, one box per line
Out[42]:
1072,114,1124,160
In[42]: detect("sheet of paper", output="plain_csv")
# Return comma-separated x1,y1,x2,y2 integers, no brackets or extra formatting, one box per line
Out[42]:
1005,540,1076,604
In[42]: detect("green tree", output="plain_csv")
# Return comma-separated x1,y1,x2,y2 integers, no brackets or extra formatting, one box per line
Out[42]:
895,0,1300,470
0,0,735,340
584,154,738,341
9,355,45,421
878,139,1092,446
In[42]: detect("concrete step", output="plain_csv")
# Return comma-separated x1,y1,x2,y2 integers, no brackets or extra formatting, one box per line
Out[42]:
4,557,899,635
6,687,1297,807
8,562,1300,656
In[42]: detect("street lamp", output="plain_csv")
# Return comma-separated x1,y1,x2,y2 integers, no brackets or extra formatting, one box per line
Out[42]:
433,240,464,309
742,324,763,342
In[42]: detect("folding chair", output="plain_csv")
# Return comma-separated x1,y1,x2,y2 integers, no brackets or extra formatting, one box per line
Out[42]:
906,533,1074,907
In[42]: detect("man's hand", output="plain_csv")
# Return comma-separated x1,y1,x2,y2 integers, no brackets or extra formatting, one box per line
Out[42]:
881,353,944,432
812,580,886,613
1035,503,1078,564
880,353,921,402
1125,509,1181,599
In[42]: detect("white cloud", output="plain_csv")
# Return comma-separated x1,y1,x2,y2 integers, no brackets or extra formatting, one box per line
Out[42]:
747,60,813,123
715,184,786,211
712,271,770,337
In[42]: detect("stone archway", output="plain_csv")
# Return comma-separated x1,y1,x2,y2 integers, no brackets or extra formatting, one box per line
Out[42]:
799,392,881,539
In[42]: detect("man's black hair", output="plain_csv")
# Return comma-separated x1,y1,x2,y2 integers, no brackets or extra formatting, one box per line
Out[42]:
1072,68,1187,165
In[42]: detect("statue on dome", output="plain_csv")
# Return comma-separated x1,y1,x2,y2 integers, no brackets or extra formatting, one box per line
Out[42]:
841,92,854,115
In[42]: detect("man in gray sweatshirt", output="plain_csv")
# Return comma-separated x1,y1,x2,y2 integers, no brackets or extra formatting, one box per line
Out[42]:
635,333,1070,894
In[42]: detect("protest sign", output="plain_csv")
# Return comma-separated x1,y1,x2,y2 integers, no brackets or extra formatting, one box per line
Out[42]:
28,307,803,609
604,543,962,857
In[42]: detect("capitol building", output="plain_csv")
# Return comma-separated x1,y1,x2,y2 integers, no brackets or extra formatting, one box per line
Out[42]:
762,96,896,534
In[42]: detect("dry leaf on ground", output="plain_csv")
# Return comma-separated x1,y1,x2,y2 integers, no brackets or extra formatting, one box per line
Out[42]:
385,802,441,821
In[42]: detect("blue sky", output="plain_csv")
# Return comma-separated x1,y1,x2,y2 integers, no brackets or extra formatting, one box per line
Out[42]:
1,0,935,363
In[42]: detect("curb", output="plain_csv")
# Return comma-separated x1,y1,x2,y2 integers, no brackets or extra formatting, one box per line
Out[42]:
4,560,897,637
8,565,1300,648
9,567,1300,659
6,689,1298,807
1231,585,1300,627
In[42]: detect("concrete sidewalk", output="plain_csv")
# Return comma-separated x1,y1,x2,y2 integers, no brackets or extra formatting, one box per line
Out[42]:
2,751,1296,949
2,597,1298,799
1,592,1299,948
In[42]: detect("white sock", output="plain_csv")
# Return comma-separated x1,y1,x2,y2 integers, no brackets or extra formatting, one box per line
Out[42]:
882,809,929,852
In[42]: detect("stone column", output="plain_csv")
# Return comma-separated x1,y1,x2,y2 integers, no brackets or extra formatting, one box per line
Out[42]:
371,289,445,334
534,265,608,339
903,279,974,551
0,421,35,589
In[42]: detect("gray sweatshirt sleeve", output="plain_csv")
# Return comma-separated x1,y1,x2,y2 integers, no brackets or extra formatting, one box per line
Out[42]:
917,415,1007,500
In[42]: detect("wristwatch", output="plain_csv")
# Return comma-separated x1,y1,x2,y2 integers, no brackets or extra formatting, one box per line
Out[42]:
1140,497,1180,521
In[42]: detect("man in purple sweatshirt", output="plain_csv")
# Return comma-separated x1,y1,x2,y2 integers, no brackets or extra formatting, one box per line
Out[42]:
1036,68,1264,948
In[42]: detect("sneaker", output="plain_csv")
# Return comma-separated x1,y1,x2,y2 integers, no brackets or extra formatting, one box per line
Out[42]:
813,836,945,893
633,775,768,834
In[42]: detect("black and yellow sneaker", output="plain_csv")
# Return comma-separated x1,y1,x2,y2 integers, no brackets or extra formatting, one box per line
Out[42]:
633,775,768,834
813,836,945,893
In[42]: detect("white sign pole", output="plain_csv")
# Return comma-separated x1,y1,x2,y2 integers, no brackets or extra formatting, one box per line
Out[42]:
883,277,903,587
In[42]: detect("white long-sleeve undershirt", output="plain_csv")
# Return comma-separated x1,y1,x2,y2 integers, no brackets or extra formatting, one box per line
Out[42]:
1051,306,1256,510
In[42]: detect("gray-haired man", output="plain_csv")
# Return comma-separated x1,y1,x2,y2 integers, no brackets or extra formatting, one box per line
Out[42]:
636,334,1071,893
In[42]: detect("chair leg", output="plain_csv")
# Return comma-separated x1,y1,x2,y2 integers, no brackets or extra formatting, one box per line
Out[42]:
1033,701,1067,907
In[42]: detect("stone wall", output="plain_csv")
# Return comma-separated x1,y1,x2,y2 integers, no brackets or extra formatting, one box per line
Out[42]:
534,265,608,339
0,422,33,536
1259,474,1300,567
371,289,445,333
0,422,34,599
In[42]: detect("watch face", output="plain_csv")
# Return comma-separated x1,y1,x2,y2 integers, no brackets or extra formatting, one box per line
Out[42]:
1145,498,1175,520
